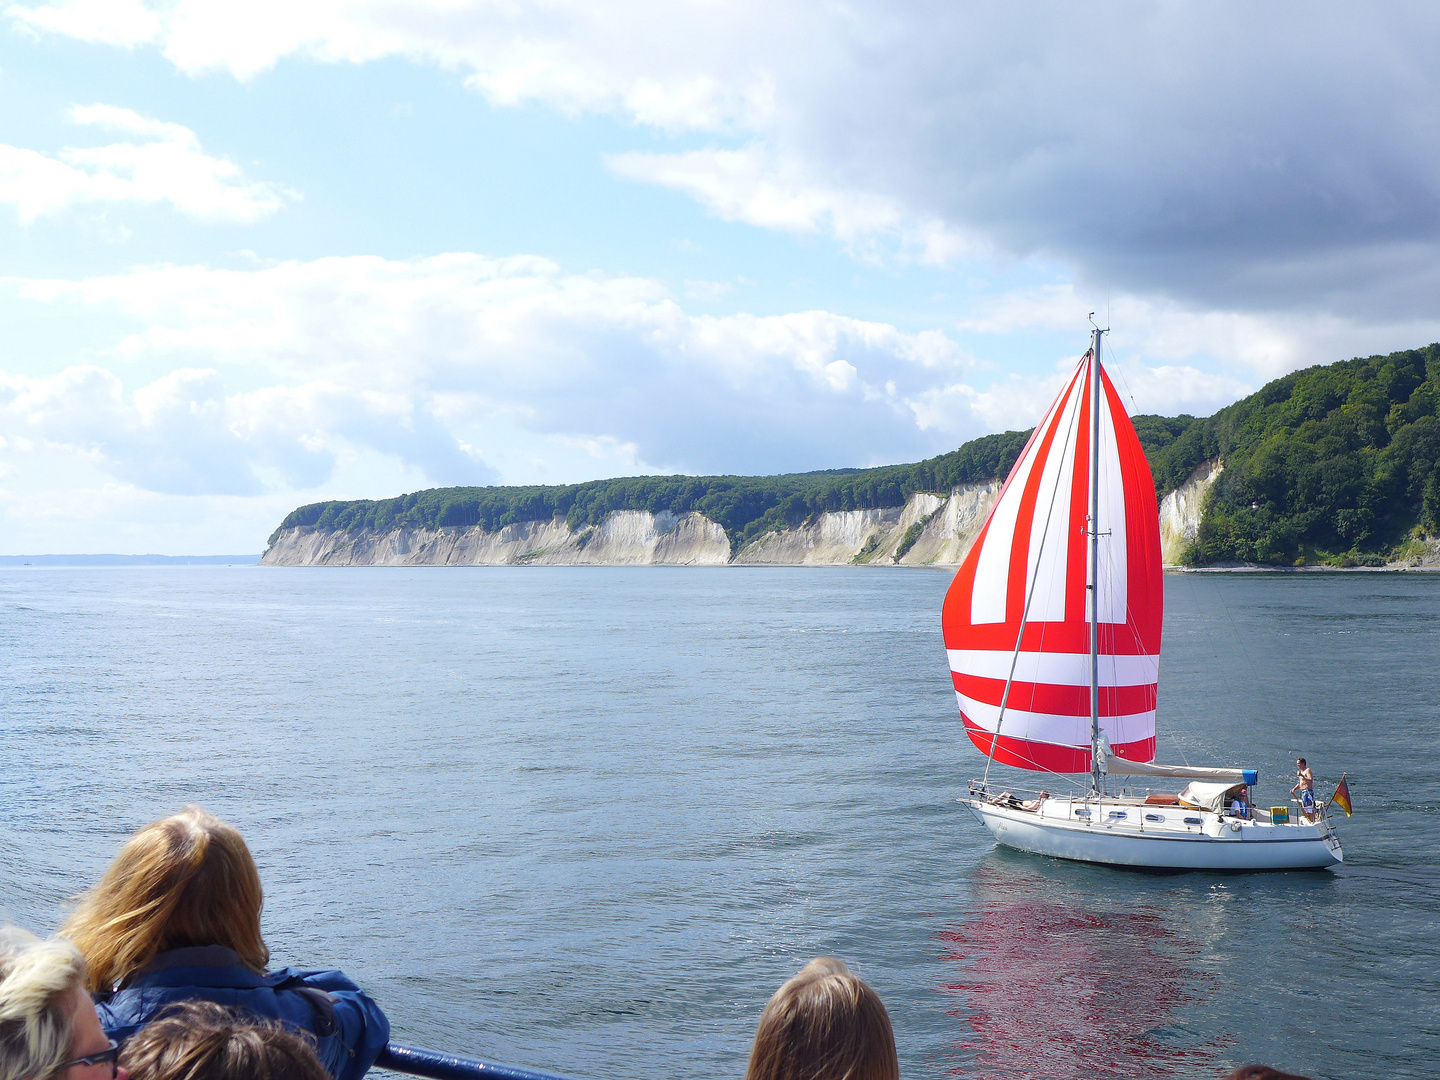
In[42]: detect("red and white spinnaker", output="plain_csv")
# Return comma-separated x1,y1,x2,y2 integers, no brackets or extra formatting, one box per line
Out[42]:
941,350,1163,773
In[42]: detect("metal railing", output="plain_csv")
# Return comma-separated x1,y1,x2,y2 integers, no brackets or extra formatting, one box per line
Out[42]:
377,1044,580,1080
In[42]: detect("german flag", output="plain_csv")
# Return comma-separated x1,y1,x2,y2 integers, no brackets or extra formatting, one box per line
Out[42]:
1330,774,1353,817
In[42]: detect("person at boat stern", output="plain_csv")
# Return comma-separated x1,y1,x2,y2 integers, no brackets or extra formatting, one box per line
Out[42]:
59,806,388,1080
1290,758,1316,817
1,924,128,1080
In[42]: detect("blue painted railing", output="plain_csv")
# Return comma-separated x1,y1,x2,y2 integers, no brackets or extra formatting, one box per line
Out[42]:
376,1044,580,1080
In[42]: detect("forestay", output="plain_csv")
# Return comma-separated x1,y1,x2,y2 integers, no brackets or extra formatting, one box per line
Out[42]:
942,349,1164,773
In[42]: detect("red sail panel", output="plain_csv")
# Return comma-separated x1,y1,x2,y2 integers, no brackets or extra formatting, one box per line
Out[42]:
941,351,1163,773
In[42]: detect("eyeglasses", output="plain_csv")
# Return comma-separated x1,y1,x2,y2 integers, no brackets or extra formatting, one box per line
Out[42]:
60,1040,121,1078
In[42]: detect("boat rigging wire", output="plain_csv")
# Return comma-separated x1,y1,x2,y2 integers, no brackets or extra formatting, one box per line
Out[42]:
982,355,1084,789
1101,336,1142,416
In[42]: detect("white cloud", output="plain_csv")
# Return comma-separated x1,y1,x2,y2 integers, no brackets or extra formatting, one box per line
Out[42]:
1,254,992,518
7,0,159,46
7,246,1429,552
608,144,978,264
13,250,1429,512
959,283,1440,384
0,104,296,222
8,0,785,128
15,1,1440,318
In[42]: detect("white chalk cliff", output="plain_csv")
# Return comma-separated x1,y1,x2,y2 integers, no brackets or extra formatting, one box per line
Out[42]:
1159,459,1222,565
262,509,730,566
262,483,1003,567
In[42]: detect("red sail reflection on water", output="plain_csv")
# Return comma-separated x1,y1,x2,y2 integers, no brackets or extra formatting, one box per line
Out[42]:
937,865,1233,1080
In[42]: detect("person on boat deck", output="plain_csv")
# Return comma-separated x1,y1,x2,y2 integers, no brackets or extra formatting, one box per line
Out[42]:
119,1001,329,1080
1020,791,1050,811
744,957,897,1080
1290,758,1316,816
1229,787,1249,819
59,806,388,1080
1,925,128,1080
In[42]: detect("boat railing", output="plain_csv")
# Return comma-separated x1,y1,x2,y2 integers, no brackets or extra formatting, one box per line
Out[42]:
376,1044,579,1080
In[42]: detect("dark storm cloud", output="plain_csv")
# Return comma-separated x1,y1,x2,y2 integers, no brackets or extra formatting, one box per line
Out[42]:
794,2,1440,318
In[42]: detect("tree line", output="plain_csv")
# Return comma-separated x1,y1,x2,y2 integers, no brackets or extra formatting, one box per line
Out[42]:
269,430,1033,553
1138,343,1440,564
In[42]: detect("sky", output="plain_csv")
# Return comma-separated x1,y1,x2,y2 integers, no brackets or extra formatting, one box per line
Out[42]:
4,2,1440,554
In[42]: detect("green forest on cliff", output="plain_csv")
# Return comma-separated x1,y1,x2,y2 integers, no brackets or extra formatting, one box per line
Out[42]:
1145,343,1440,564
272,344,1440,564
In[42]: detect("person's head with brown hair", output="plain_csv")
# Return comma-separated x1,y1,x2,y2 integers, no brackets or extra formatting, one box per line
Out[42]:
119,1001,327,1080
1222,1067,1313,1080
60,806,268,993
744,957,898,1080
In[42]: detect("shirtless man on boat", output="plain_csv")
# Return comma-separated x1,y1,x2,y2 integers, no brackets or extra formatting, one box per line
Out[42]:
1291,758,1316,819
990,790,1049,812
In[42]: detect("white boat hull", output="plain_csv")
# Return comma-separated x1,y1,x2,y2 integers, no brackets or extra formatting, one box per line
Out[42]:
961,797,1343,871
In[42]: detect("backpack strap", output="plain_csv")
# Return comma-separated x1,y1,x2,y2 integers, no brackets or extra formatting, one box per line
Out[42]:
269,976,340,1041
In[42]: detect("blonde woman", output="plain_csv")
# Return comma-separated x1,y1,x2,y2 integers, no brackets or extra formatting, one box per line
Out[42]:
0,925,127,1080
744,958,898,1080
61,807,388,1080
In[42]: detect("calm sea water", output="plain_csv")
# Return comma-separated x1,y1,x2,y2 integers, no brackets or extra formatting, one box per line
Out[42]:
1,567,1436,1080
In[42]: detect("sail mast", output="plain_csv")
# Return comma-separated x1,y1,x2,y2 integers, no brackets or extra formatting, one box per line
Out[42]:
1089,325,1103,792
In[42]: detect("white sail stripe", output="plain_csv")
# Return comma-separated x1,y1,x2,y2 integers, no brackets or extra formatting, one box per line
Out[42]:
1025,368,1083,623
958,692,1156,748
948,648,1159,686
970,392,1057,623
1096,384,1129,623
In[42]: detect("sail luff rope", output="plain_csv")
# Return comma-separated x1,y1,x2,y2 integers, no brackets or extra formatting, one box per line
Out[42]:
981,355,1086,789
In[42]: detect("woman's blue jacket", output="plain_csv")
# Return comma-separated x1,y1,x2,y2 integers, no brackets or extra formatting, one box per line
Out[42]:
95,945,389,1080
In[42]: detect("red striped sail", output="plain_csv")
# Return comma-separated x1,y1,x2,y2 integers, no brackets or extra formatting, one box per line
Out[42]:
941,349,1163,773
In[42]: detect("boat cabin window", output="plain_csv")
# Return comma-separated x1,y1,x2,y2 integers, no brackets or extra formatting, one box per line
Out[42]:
1145,813,1165,822
1107,810,1127,819
1184,816,1203,825
1074,809,1091,817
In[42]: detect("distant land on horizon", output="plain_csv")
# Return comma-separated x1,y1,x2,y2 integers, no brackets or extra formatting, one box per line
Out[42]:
268,343,1440,568
0,554,262,566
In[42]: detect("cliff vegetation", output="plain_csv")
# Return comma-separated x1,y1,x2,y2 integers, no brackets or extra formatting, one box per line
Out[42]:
1137,344,1440,565
270,429,1031,552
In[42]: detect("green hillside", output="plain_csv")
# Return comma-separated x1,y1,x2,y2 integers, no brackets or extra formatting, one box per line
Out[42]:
270,343,1440,564
1143,343,1440,565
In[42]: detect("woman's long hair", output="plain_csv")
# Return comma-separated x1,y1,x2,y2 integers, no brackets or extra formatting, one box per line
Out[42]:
744,958,898,1080
61,806,268,993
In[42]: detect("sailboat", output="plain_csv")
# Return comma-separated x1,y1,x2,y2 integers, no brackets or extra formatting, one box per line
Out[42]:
945,325,1344,870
